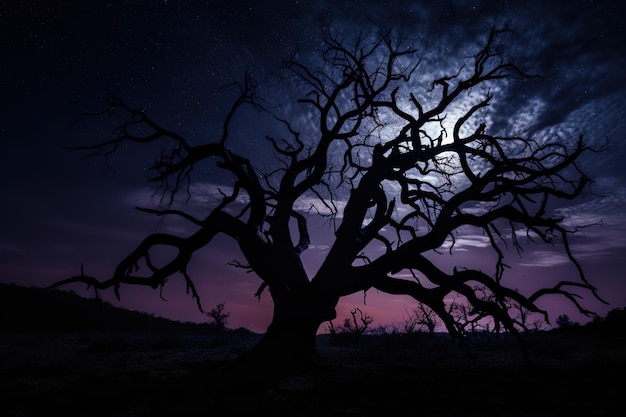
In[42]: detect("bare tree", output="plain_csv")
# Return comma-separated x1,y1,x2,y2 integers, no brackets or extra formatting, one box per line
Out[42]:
413,304,438,335
390,304,438,335
52,26,606,367
326,307,373,344
207,302,230,334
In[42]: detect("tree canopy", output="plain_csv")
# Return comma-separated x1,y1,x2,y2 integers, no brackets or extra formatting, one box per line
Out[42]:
53,26,606,365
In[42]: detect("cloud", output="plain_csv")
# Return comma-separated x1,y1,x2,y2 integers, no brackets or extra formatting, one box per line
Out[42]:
308,244,331,251
440,233,492,252
506,185,626,266
123,181,351,228
293,194,348,218
517,249,571,268
567,214,626,259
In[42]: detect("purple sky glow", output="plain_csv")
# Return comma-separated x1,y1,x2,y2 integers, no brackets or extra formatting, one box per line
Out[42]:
1,0,626,333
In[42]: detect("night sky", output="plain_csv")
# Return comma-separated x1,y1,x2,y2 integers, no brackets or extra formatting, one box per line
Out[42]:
2,0,625,333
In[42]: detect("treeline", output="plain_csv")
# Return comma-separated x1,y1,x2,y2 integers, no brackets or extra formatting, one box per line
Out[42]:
553,308,626,337
0,283,219,334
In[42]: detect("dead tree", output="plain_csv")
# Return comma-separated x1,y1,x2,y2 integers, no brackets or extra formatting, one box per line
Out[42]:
207,302,230,334
52,26,606,367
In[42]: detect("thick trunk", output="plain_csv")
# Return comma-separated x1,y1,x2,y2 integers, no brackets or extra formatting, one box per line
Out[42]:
244,317,320,369
238,287,337,371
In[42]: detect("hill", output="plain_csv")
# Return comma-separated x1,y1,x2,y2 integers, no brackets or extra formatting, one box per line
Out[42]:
0,282,217,334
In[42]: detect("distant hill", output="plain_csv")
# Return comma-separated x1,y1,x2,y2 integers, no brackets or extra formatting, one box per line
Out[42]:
0,282,217,334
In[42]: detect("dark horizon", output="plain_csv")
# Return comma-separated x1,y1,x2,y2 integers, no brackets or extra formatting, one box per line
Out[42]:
3,282,623,337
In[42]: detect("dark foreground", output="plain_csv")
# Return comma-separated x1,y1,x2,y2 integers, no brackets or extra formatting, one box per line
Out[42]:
1,330,624,416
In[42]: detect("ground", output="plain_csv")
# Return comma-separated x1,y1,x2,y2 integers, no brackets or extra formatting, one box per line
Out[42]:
1,330,624,416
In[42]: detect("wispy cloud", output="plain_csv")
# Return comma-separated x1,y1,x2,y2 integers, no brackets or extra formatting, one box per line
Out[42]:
517,250,571,268
293,194,348,218
440,233,492,252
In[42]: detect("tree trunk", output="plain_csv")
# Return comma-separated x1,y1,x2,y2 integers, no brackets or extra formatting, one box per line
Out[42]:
237,287,337,371
243,317,320,370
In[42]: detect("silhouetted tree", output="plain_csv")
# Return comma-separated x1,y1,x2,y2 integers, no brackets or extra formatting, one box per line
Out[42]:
413,304,438,335
326,307,373,344
52,26,606,368
556,314,576,329
207,302,230,334
603,307,626,333
390,304,438,335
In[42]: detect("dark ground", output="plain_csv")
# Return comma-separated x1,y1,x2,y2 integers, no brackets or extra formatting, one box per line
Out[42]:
1,285,624,416
1,330,624,417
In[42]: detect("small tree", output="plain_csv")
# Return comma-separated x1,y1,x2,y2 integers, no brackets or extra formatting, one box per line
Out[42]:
392,304,438,335
511,304,548,332
327,307,373,344
604,308,626,334
207,302,230,334
345,307,374,338
413,304,438,335
555,314,574,330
